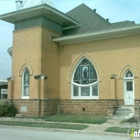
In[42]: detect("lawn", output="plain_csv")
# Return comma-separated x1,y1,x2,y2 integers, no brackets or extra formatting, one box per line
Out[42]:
0,121,88,130
105,127,139,133
44,114,107,124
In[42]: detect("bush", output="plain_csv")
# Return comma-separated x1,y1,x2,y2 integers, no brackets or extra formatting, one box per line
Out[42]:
0,101,18,117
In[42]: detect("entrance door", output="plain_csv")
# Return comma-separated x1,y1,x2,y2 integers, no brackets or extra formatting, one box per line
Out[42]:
124,80,134,105
124,71,134,105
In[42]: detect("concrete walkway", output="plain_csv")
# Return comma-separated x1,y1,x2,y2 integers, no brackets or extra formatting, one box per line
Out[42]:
0,117,139,136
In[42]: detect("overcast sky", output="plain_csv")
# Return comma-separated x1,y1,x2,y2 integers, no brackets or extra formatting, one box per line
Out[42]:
0,0,140,80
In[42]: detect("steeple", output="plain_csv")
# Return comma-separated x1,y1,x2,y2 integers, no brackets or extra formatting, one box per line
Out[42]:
20,0,55,9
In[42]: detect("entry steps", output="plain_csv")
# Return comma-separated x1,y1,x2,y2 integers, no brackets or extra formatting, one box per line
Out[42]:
112,106,134,119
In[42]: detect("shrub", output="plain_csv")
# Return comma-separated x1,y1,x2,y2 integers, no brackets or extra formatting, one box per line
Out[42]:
0,101,18,117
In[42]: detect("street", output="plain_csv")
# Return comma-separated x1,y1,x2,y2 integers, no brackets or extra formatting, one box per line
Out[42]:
0,125,129,140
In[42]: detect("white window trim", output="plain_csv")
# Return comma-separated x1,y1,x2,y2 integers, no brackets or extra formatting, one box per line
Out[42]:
71,82,99,99
71,58,99,99
21,68,30,99
22,96,30,99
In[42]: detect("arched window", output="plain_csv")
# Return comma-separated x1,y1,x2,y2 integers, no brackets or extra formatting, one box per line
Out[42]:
125,71,133,78
22,68,30,99
72,58,98,99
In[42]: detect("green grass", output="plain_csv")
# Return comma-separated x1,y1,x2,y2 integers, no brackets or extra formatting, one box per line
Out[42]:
0,121,88,130
105,127,139,133
45,114,107,124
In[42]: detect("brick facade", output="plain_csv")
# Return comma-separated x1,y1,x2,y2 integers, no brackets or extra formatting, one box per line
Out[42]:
3,4,140,117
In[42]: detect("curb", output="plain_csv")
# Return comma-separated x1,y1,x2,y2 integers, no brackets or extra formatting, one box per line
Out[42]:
0,124,127,137
0,117,133,137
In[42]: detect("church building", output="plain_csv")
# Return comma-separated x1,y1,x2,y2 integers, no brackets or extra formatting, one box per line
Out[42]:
1,0,140,116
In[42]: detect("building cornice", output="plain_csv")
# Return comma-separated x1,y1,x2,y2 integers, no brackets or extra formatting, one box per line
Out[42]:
0,4,79,28
53,25,140,45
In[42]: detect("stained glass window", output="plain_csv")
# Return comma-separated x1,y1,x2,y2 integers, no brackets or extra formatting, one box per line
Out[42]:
73,58,97,84
23,68,30,97
72,58,98,99
125,71,133,78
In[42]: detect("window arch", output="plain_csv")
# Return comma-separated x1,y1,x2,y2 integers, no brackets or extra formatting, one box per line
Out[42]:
72,58,99,99
22,68,30,99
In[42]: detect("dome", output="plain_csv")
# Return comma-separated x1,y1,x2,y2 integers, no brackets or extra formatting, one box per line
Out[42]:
20,0,55,9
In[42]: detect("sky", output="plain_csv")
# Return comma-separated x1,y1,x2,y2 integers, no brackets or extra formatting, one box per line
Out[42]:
0,0,140,80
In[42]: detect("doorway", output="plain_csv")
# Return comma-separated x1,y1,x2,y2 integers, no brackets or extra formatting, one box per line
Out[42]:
124,71,134,105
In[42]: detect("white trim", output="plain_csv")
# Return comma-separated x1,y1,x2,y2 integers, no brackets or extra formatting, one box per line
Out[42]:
71,96,99,99
53,25,140,45
0,4,78,27
72,81,98,87
54,25,140,41
21,96,30,99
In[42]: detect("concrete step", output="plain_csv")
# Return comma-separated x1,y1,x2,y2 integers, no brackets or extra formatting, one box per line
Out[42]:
112,106,134,120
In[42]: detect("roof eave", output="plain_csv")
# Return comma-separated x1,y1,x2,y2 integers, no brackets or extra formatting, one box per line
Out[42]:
0,80,8,85
0,4,79,28
53,25,140,45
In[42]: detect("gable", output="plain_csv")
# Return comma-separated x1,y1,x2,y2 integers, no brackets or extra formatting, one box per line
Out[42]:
63,4,110,35
63,4,137,36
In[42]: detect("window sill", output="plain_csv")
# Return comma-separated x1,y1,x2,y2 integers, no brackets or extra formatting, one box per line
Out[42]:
21,96,30,99
71,96,99,99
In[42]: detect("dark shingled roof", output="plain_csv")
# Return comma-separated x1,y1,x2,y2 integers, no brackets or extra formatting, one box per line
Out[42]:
110,21,136,28
63,4,137,36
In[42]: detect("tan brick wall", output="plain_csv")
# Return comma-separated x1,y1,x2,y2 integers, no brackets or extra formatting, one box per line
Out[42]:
11,25,140,101
59,34,140,100
12,27,42,99
41,27,60,99
12,27,60,99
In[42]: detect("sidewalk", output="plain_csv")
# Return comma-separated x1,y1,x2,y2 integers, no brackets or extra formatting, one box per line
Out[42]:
0,117,139,136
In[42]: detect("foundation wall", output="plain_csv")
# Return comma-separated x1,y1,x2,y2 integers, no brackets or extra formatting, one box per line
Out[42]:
0,99,124,116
